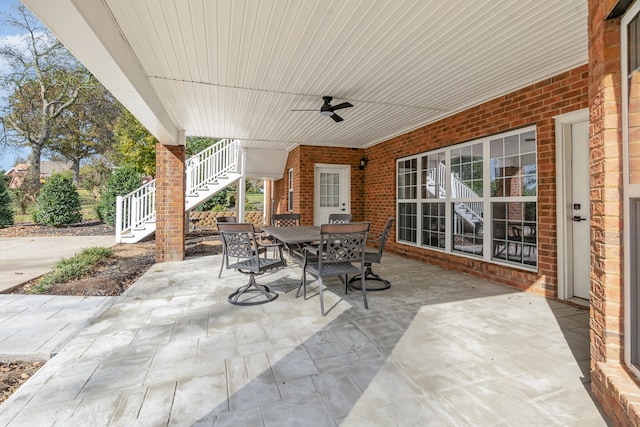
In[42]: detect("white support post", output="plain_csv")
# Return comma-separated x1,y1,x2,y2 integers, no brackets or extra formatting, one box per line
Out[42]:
115,195,123,243
238,147,246,222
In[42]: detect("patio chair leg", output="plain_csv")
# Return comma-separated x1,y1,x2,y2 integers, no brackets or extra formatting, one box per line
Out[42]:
218,256,226,279
296,269,307,299
319,278,325,316
360,275,368,309
227,273,278,306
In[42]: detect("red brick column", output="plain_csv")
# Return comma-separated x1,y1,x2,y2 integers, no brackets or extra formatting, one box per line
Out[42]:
155,143,185,262
588,1,640,426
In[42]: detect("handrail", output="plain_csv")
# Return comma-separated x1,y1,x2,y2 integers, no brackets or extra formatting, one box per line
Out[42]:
115,179,156,241
115,139,239,242
427,162,483,222
186,139,239,196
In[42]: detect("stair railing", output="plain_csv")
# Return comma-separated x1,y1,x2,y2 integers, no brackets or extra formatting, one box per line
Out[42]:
427,162,484,222
115,138,239,242
115,179,156,242
186,139,239,197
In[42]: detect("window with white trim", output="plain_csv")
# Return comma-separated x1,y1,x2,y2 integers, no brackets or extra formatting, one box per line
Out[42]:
287,168,294,212
396,126,537,269
623,1,640,375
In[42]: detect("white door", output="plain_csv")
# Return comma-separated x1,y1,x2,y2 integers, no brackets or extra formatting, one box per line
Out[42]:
571,120,591,300
314,164,350,225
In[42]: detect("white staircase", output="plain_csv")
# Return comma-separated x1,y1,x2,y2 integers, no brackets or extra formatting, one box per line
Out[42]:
426,163,484,233
115,139,240,243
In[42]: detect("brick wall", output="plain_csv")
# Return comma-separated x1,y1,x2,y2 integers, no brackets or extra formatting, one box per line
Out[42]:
274,145,365,225
588,1,640,426
155,143,185,262
361,65,589,297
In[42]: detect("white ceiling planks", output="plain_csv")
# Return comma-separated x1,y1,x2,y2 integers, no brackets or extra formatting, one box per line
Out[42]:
27,0,588,150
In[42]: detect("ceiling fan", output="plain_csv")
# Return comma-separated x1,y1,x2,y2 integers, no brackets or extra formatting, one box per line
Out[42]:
291,96,353,122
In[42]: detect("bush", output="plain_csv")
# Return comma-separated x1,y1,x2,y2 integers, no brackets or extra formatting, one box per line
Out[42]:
35,173,82,226
97,166,141,226
0,175,14,228
32,247,113,293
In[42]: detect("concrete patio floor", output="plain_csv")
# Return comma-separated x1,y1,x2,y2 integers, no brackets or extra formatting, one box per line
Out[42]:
0,252,610,426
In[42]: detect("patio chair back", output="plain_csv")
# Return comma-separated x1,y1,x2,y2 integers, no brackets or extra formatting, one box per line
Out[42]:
218,222,284,306
272,213,301,227
299,222,370,315
215,215,237,225
349,216,395,291
371,217,394,261
327,213,352,224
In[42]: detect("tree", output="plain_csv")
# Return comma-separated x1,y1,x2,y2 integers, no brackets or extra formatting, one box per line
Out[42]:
186,136,219,157
0,175,14,227
112,108,157,176
35,173,82,226
46,75,120,184
97,166,141,226
0,3,93,191
79,158,113,200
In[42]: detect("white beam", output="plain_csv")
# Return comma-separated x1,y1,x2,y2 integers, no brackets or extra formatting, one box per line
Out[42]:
22,0,181,145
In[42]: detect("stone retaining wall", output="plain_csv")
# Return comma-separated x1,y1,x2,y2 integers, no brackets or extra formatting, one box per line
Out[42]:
189,211,265,230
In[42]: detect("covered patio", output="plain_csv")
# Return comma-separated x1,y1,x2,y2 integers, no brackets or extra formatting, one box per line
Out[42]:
0,254,606,425
17,0,636,424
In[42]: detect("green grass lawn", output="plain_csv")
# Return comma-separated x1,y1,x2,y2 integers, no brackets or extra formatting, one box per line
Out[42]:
246,193,264,204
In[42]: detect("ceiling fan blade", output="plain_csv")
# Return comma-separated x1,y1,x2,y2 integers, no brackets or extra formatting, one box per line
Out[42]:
290,109,318,111
330,102,353,111
330,113,344,122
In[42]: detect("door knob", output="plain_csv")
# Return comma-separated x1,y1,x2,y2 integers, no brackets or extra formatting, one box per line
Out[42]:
572,216,587,222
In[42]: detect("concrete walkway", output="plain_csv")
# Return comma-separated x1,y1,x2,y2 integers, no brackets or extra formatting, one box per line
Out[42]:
0,253,610,426
0,294,112,361
0,236,116,292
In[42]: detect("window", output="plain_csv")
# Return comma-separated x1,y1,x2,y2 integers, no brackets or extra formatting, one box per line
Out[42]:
397,159,418,243
623,2,640,375
396,126,537,269
287,168,294,212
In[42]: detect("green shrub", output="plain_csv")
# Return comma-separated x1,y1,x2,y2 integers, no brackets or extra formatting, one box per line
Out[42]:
0,175,14,228
97,166,141,226
31,247,113,293
35,173,82,226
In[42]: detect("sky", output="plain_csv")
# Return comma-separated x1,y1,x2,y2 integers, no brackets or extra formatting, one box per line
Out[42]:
0,0,32,172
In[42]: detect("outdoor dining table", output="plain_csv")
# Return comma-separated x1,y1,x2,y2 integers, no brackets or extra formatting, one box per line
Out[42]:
260,225,320,245
260,225,320,267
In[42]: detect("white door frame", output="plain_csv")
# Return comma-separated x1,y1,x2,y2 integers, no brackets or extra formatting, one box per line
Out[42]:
555,108,589,300
314,164,351,225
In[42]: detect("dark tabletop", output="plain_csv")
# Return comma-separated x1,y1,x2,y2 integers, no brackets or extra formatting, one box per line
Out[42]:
261,226,320,244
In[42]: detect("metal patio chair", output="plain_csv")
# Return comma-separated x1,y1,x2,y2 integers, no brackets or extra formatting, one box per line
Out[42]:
327,213,353,224
272,213,301,227
218,223,285,306
349,217,395,291
296,222,370,316
216,216,267,278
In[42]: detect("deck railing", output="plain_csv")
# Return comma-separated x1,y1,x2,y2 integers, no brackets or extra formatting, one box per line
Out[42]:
115,139,239,242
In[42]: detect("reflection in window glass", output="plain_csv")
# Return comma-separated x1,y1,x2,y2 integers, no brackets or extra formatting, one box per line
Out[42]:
396,126,536,270
490,131,536,197
450,143,483,197
451,202,483,256
398,159,417,199
492,202,537,266
422,152,446,199
422,202,445,248
398,203,417,243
